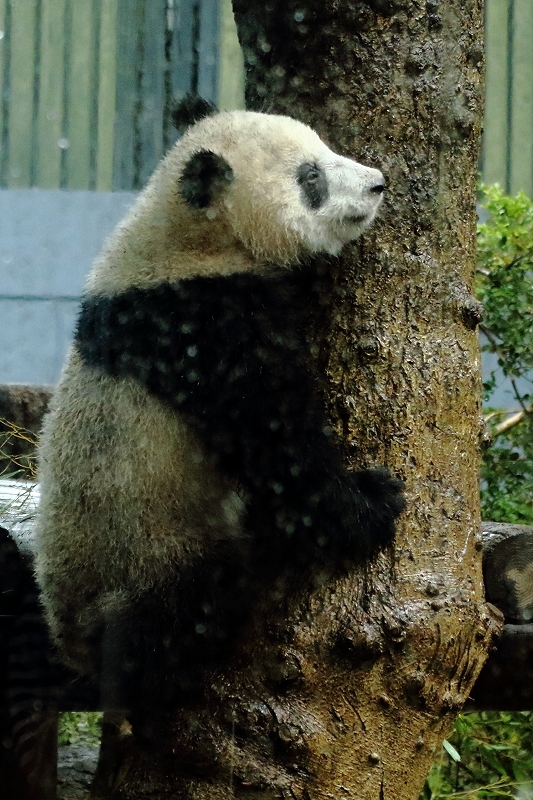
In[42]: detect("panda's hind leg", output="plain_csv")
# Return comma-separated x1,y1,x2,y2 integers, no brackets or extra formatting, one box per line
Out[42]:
97,539,253,714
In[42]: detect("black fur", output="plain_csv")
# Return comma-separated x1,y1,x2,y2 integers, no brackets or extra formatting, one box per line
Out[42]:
0,527,97,786
297,162,329,210
74,271,405,709
76,272,405,571
97,537,253,712
170,94,218,135
179,150,234,208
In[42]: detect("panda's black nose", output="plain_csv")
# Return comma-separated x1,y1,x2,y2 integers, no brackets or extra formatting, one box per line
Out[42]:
370,182,386,194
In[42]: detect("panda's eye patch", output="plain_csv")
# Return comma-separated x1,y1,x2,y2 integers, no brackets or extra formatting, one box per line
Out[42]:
297,162,328,210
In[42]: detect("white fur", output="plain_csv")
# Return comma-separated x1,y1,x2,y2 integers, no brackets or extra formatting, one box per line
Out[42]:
288,150,384,255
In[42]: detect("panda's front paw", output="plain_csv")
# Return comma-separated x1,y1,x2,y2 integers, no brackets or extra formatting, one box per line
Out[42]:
352,466,406,551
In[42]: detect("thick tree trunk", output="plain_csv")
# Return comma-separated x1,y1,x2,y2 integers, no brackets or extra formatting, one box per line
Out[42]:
113,3,502,799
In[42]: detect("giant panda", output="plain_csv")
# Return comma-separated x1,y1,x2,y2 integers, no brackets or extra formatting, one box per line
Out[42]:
35,103,405,712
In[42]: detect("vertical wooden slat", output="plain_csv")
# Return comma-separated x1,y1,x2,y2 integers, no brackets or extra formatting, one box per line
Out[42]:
218,0,244,110
163,0,188,153
88,0,102,189
36,0,66,187
483,0,510,189
59,0,72,187
112,0,143,190
29,0,42,187
138,0,166,187
66,0,94,188
162,0,194,155
6,0,37,187
169,0,194,102
509,0,533,196
504,0,514,193
0,0,5,97
96,0,117,190
0,0,8,187
197,0,219,103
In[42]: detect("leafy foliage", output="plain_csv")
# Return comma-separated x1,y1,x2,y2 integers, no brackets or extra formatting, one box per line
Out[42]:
481,416,533,523
423,712,533,799
58,712,102,747
477,184,533,523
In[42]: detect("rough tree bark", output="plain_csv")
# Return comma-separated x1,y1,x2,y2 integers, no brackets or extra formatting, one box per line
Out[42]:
112,2,502,799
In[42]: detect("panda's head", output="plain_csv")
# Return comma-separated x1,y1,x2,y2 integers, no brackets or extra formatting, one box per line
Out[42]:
168,110,384,264
88,110,385,293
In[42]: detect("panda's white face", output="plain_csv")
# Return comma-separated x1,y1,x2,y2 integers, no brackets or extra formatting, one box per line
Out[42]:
288,147,385,256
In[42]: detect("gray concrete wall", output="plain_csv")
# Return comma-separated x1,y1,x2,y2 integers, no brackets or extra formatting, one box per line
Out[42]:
0,189,136,385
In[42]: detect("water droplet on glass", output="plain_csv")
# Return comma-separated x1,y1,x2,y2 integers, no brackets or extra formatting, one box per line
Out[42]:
58,137,70,150
294,10,305,21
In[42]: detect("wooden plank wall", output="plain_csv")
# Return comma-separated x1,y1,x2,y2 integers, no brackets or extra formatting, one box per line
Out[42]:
219,0,244,111
112,0,224,190
2,2,533,195
483,0,533,196
0,0,240,192
0,0,117,190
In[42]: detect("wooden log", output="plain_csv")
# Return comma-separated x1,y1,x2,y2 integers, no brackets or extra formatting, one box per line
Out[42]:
0,385,51,478
482,521,533,622
466,522,533,710
0,522,96,800
467,624,533,710
0,525,58,800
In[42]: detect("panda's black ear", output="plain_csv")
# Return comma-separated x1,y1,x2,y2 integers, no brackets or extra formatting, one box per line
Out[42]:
171,95,218,135
179,150,234,209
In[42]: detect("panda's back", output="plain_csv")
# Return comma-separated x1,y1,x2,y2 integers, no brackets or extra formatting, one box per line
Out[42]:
36,348,247,608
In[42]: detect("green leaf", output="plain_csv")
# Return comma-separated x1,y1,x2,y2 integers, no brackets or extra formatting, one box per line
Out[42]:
442,739,462,762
